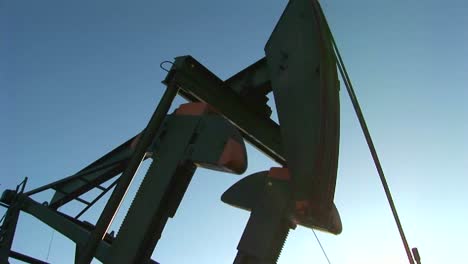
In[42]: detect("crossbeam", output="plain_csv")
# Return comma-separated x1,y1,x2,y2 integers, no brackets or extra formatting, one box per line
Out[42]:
164,56,285,165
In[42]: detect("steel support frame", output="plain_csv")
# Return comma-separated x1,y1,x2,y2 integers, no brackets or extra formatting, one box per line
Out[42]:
9,250,50,264
2,53,289,263
164,56,286,165
1,103,247,264
109,112,246,263
107,115,201,263
0,178,28,264
0,193,158,264
24,133,142,209
17,194,111,262
233,174,292,264
77,83,179,264
0,203,20,264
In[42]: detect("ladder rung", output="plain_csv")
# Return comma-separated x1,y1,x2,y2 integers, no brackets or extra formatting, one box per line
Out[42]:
78,177,106,191
75,197,91,205
77,176,108,192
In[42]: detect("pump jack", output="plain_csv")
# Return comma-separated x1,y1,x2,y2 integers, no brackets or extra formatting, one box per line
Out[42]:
1,1,344,263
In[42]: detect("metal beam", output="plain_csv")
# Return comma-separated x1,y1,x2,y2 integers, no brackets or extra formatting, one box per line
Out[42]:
77,82,178,264
25,134,140,208
0,202,20,264
234,171,291,263
164,56,285,165
16,195,111,261
10,250,50,264
0,193,159,264
224,57,273,117
74,178,119,219
108,115,198,263
109,108,247,263
0,179,27,264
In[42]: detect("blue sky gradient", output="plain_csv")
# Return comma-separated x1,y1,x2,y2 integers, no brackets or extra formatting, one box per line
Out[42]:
2,1,467,263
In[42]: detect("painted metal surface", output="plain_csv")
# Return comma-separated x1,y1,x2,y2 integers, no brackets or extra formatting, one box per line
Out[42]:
0,105,246,264
0,1,344,262
109,106,247,263
265,0,340,216
78,83,179,264
233,172,291,263
164,56,285,165
222,170,342,235
32,134,141,209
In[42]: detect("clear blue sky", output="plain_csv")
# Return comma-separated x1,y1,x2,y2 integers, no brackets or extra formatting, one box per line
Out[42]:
2,0,467,263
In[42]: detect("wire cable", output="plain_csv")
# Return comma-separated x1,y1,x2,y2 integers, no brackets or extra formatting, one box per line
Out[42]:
46,230,55,261
159,60,174,72
316,3,416,264
312,229,332,264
